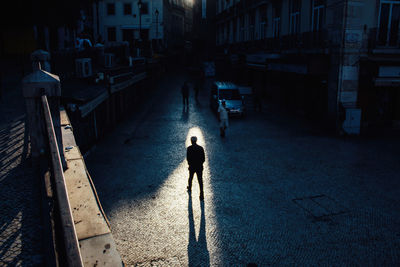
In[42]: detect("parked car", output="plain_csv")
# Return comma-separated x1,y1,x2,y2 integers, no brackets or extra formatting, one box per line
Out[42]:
210,81,246,117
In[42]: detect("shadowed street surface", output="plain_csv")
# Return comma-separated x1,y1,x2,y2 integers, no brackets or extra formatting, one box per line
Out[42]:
86,69,400,266
0,84,44,265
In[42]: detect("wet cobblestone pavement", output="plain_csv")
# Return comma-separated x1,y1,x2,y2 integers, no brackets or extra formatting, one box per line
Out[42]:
86,70,400,266
0,86,44,266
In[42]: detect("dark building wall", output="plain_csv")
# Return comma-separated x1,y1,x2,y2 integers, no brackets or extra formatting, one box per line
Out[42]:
206,0,216,59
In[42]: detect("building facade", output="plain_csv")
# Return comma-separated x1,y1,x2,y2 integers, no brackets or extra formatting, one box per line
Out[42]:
95,0,193,52
215,0,400,134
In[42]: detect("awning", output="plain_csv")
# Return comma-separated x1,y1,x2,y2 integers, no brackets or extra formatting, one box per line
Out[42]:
374,77,400,87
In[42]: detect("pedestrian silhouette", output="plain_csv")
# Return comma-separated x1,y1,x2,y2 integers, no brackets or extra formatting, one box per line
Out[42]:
186,136,205,200
218,100,229,137
182,81,189,109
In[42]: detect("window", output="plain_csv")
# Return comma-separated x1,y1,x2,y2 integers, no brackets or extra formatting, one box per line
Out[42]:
378,0,400,46
107,3,115,15
312,0,324,31
227,21,231,43
219,89,241,100
107,27,116,41
221,24,225,43
290,0,301,34
249,10,256,41
233,18,237,42
239,15,245,42
124,3,132,15
122,29,134,42
273,2,281,38
140,2,149,14
259,6,268,39
217,24,221,44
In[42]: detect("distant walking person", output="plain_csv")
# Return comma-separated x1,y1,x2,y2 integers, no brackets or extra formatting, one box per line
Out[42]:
218,100,229,137
186,136,205,201
181,81,189,108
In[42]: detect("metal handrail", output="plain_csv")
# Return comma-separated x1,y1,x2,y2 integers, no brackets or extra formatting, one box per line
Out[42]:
41,95,83,267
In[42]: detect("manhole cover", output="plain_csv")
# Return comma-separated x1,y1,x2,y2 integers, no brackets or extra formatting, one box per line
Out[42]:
293,194,348,218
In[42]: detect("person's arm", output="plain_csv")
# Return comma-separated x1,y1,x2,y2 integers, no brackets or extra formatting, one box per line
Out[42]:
201,147,205,164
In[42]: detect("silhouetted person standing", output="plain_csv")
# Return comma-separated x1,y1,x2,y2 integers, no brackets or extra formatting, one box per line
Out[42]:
186,136,205,201
181,81,189,108
218,100,229,137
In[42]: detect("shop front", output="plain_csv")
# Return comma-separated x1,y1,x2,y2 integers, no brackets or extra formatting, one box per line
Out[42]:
359,61,400,132
262,54,330,121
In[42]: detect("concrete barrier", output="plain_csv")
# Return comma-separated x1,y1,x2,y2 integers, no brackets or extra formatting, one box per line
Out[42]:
61,108,123,266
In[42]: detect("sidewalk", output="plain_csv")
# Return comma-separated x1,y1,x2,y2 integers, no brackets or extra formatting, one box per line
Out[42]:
0,70,44,265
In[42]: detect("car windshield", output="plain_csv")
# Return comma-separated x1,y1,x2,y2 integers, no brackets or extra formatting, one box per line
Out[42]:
219,89,241,100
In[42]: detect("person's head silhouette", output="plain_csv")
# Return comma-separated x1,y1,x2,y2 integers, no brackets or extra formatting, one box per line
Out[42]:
191,136,197,144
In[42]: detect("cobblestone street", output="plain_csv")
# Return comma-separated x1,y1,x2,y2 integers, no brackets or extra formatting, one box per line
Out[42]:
0,81,44,266
86,70,400,266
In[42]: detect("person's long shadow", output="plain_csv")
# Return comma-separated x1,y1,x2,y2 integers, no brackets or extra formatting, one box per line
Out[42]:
182,107,189,122
188,195,210,267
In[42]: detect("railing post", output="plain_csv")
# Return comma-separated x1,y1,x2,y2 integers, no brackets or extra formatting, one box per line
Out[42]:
31,49,51,72
22,58,66,168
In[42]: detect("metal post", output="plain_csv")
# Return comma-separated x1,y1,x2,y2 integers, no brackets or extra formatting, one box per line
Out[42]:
31,49,51,72
22,58,66,169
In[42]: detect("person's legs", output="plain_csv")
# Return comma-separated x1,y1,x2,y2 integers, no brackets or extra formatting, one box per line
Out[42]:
220,120,227,137
196,170,204,200
187,170,194,192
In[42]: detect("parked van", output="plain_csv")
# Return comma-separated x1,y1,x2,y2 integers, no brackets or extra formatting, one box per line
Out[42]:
210,81,245,117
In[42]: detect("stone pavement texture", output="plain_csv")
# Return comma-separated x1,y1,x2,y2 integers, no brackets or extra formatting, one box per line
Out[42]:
0,75,44,266
86,69,400,266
